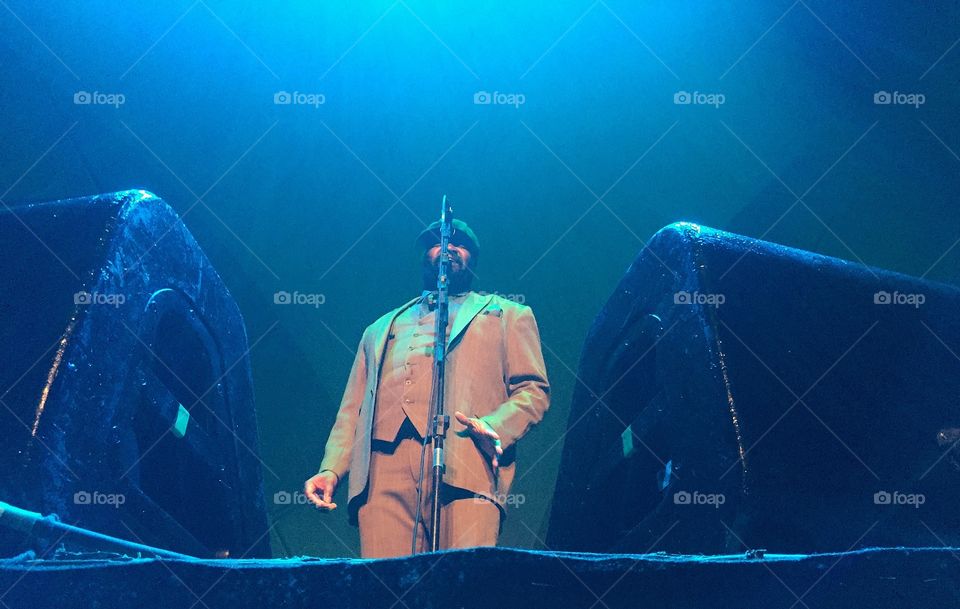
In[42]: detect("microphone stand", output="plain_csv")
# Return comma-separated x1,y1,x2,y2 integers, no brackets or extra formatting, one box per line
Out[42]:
427,195,453,552
411,195,454,554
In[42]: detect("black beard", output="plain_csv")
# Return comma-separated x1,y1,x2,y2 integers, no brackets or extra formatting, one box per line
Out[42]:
421,257,474,293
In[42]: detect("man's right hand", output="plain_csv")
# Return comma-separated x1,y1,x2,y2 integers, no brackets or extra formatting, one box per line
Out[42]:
304,470,339,510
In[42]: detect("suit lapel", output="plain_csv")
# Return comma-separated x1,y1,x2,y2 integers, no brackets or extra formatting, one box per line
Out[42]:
447,291,494,349
371,295,421,385
369,291,493,382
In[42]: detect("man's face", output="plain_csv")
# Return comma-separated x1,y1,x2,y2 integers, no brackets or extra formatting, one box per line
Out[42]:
426,243,472,272
421,242,475,291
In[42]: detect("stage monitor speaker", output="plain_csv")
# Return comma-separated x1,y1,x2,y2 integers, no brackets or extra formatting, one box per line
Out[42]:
547,222,960,554
0,190,270,558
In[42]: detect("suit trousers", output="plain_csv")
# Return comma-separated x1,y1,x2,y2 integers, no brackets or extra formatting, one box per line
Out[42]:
357,420,501,558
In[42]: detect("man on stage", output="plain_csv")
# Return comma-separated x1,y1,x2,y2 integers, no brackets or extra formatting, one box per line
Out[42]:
304,219,550,558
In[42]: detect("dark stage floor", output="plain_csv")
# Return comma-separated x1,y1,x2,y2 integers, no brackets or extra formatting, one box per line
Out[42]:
2,545,958,608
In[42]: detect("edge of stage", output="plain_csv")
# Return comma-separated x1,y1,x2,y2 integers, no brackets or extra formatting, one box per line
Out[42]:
3,545,957,608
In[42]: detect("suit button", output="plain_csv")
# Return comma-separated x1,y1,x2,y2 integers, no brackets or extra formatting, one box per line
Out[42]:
405,379,412,385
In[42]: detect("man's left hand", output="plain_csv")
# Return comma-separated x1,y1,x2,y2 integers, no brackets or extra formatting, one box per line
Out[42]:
455,411,503,469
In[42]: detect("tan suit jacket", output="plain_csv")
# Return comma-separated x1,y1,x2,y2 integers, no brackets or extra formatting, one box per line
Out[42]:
319,291,550,520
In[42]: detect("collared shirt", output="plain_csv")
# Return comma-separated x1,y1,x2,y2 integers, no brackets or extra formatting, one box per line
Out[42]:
372,291,470,442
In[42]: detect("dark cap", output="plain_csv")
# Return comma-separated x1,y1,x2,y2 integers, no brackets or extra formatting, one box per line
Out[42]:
415,219,480,258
